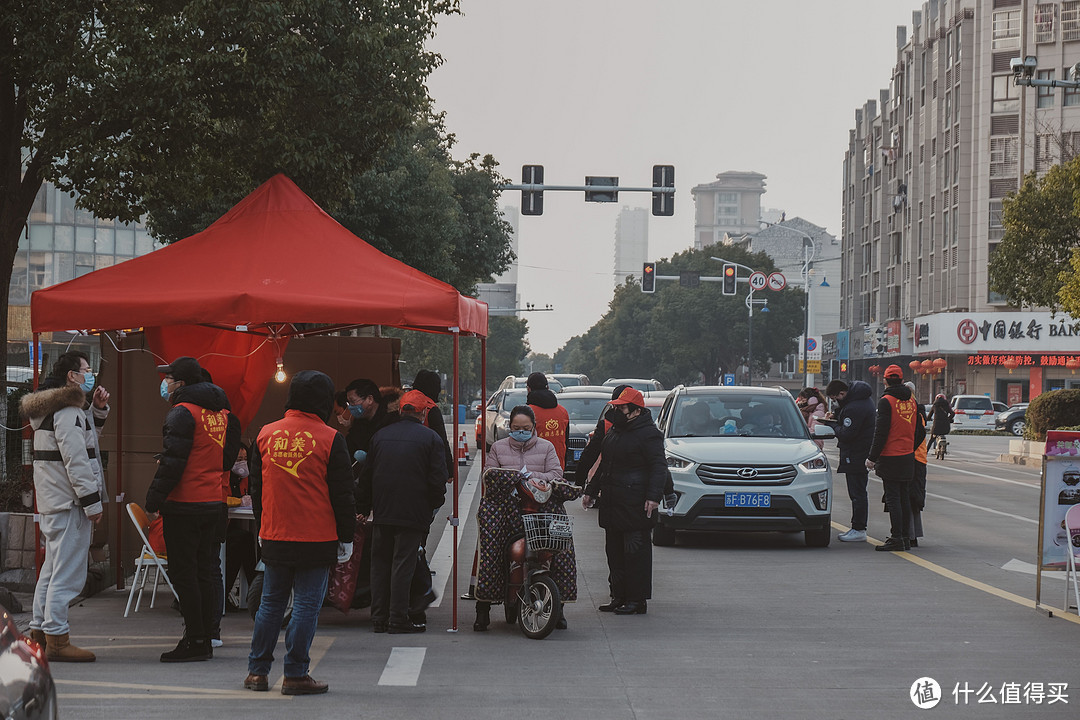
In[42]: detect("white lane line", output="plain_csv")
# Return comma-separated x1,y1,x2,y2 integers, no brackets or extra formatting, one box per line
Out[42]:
869,477,1037,524
378,647,427,686
928,462,1040,489
428,460,481,608
1002,558,1065,580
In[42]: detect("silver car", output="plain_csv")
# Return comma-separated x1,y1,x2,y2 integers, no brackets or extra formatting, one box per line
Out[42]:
654,385,835,548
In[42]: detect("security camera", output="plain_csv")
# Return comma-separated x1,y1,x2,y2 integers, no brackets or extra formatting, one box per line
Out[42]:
1011,57,1025,75
1071,62,1080,83
1024,55,1038,77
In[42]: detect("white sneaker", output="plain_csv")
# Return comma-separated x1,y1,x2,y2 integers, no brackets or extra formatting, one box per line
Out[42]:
211,638,223,648
838,529,867,542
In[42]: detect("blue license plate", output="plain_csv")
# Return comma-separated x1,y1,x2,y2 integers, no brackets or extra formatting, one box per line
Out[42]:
725,492,771,508
573,449,583,461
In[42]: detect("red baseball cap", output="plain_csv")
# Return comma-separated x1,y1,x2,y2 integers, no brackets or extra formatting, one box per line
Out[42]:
883,364,904,379
400,389,437,413
609,387,645,407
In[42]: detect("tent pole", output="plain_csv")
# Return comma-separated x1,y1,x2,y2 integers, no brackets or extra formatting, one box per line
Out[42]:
451,330,460,632
114,333,125,590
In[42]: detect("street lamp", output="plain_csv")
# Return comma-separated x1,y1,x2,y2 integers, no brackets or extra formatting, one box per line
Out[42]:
759,221,818,386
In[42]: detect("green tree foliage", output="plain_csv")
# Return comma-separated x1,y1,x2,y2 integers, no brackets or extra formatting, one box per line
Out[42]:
1024,388,1080,441
336,113,513,294
989,160,1080,309
555,244,805,386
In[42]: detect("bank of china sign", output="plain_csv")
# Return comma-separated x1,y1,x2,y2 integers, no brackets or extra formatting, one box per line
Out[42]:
912,312,1080,354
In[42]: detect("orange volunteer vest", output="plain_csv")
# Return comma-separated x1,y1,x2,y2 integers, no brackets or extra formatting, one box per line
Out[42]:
881,394,918,457
531,403,570,470
257,410,338,543
167,403,230,504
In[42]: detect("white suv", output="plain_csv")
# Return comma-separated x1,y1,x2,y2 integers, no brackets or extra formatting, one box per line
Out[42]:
950,395,997,430
654,386,835,548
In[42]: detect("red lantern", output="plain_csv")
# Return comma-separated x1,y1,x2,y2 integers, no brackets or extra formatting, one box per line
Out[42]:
908,360,922,373
919,359,934,375
932,357,947,370
1067,357,1080,375
868,364,881,376
1000,356,1020,373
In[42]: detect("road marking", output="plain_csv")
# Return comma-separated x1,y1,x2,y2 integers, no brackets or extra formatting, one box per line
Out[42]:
868,476,1037,524
428,460,481,608
831,522,1080,625
378,647,427,686
929,462,1040,488
1003,558,1064,580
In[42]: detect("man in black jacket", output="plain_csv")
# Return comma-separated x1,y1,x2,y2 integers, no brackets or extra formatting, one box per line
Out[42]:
146,356,240,662
866,366,919,552
823,380,876,543
360,390,448,633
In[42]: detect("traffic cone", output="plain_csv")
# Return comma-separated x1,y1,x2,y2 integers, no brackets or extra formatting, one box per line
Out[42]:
462,432,471,461
457,434,467,465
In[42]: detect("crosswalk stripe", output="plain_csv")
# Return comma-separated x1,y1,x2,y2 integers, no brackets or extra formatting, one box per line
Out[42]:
378,647,427,686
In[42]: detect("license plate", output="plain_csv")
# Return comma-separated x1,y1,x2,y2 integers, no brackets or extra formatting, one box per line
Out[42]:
573,449,583,461
725,492,771,508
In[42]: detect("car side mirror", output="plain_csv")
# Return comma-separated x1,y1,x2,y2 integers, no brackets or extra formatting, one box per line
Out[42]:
812,425,836,439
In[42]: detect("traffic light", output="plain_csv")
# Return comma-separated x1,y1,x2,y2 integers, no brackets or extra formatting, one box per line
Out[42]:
722,264,737,295
521,165,544,215
652,165,675,216
642,262,656,293
840,361,849,375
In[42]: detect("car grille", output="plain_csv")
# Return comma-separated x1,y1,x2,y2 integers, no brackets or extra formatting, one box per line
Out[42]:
567,437,587,449
695,463,798,486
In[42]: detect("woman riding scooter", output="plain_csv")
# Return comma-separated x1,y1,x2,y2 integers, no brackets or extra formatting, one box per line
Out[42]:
473,406,581,632
927,394,954,453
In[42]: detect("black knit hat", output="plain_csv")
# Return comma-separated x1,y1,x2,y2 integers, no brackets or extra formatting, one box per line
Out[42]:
156,356,203,385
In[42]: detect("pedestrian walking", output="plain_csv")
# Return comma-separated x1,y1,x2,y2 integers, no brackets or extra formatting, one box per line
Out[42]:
866,365,919,552
22,351,108,662
582,387,666,615
145,356,240,662
526,372,570,470
246,371,356,695
359,390,448,634
823,380,877,542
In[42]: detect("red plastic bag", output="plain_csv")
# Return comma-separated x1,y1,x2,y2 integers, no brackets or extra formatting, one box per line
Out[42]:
327,518,366,614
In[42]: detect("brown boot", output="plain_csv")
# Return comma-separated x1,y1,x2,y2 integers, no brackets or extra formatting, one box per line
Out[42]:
45,633,96,662
28,629,46,650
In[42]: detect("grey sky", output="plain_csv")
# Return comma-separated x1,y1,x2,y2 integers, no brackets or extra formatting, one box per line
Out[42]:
427,0,916,356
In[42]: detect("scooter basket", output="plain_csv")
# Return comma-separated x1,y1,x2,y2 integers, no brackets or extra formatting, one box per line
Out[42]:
522,513,573,552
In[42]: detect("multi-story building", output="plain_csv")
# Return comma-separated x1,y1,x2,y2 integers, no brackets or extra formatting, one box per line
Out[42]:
614,206,649,286
476,205,520,315
690,171,768,251
840,0,1080,404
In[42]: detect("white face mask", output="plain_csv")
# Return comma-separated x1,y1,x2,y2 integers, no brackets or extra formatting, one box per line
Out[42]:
232,460,249,478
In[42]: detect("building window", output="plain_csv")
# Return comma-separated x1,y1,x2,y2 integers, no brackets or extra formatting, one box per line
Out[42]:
990,136,1019,178
717,192,737,204
1036,3,1058,43
1038,70,1056,107
1036,133,1056,173
1064,1,1080,41
989,200,1004,242
993,10,1022,50
993,75,1021,112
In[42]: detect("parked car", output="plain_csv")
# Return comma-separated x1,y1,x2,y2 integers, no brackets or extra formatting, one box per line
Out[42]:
496,375,564,393
0,603,58,720
950,394,997,430
560,385,617,394
992,401,1008,413
653,385,835,548
602,377,665,392
556,391,611,472
996,403,1029,436
480,388,529,449
549,373,590,388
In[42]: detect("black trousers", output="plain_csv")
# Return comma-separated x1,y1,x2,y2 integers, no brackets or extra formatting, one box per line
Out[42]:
844,468,870,531
162,513,219,640
882,479,913,540
370,525,424,625
604,528,653,602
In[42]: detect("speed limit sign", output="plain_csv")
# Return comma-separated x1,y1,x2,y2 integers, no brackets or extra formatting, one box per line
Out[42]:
748,271,767,291
767,272,787,291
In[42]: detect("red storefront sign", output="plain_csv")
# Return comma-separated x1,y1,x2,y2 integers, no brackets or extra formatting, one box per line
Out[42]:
966,354,1080,367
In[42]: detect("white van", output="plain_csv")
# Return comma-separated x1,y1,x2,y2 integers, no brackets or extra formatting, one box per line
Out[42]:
950,395,996,430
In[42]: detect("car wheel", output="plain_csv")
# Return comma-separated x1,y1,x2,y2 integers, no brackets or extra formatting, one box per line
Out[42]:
805,522,831,548
1009,419,1025,436
652,523,677,546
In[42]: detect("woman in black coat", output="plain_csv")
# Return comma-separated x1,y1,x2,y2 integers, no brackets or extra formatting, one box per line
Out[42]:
582,388,667,615
927,394,954,450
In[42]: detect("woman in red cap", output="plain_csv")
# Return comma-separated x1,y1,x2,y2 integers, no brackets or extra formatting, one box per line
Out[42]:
582,387,667,615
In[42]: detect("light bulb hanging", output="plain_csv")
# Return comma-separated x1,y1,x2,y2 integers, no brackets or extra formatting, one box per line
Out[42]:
274,358,286,384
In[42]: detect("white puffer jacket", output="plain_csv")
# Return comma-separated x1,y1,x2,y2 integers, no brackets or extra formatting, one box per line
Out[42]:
21,385,105,517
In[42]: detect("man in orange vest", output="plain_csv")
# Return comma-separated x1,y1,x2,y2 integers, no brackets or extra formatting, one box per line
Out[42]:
904,382,929,547
526,372,570,470
146,356,240,662
866,365,918,552
246,370,356,695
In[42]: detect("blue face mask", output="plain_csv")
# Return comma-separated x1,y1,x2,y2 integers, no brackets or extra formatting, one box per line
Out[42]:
160,379,172,400
80,371,95,394
347,404,366,418
509,430,533,443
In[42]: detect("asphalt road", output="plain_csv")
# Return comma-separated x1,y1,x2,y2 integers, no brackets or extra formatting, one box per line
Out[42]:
40,434,1080,719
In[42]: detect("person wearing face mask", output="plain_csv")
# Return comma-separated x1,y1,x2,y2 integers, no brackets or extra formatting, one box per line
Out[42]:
344,378,388,461
473,406,582,631
145,356,240,662
21,351,107,662
582,387,667,616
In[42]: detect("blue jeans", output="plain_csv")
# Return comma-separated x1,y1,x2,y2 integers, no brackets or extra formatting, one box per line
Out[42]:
247,563,329,678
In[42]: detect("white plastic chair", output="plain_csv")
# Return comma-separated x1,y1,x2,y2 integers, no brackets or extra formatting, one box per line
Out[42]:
1065,504,1080,614
124,503,178,617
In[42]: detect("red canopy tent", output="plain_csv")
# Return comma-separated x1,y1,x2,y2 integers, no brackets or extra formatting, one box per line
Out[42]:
29,174,488,628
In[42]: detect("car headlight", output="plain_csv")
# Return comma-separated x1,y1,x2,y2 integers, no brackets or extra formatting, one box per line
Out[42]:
799,453,829,472
666,455,693,469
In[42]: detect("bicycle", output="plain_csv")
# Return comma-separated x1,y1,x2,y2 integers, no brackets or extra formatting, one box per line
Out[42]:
933,435,948,460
